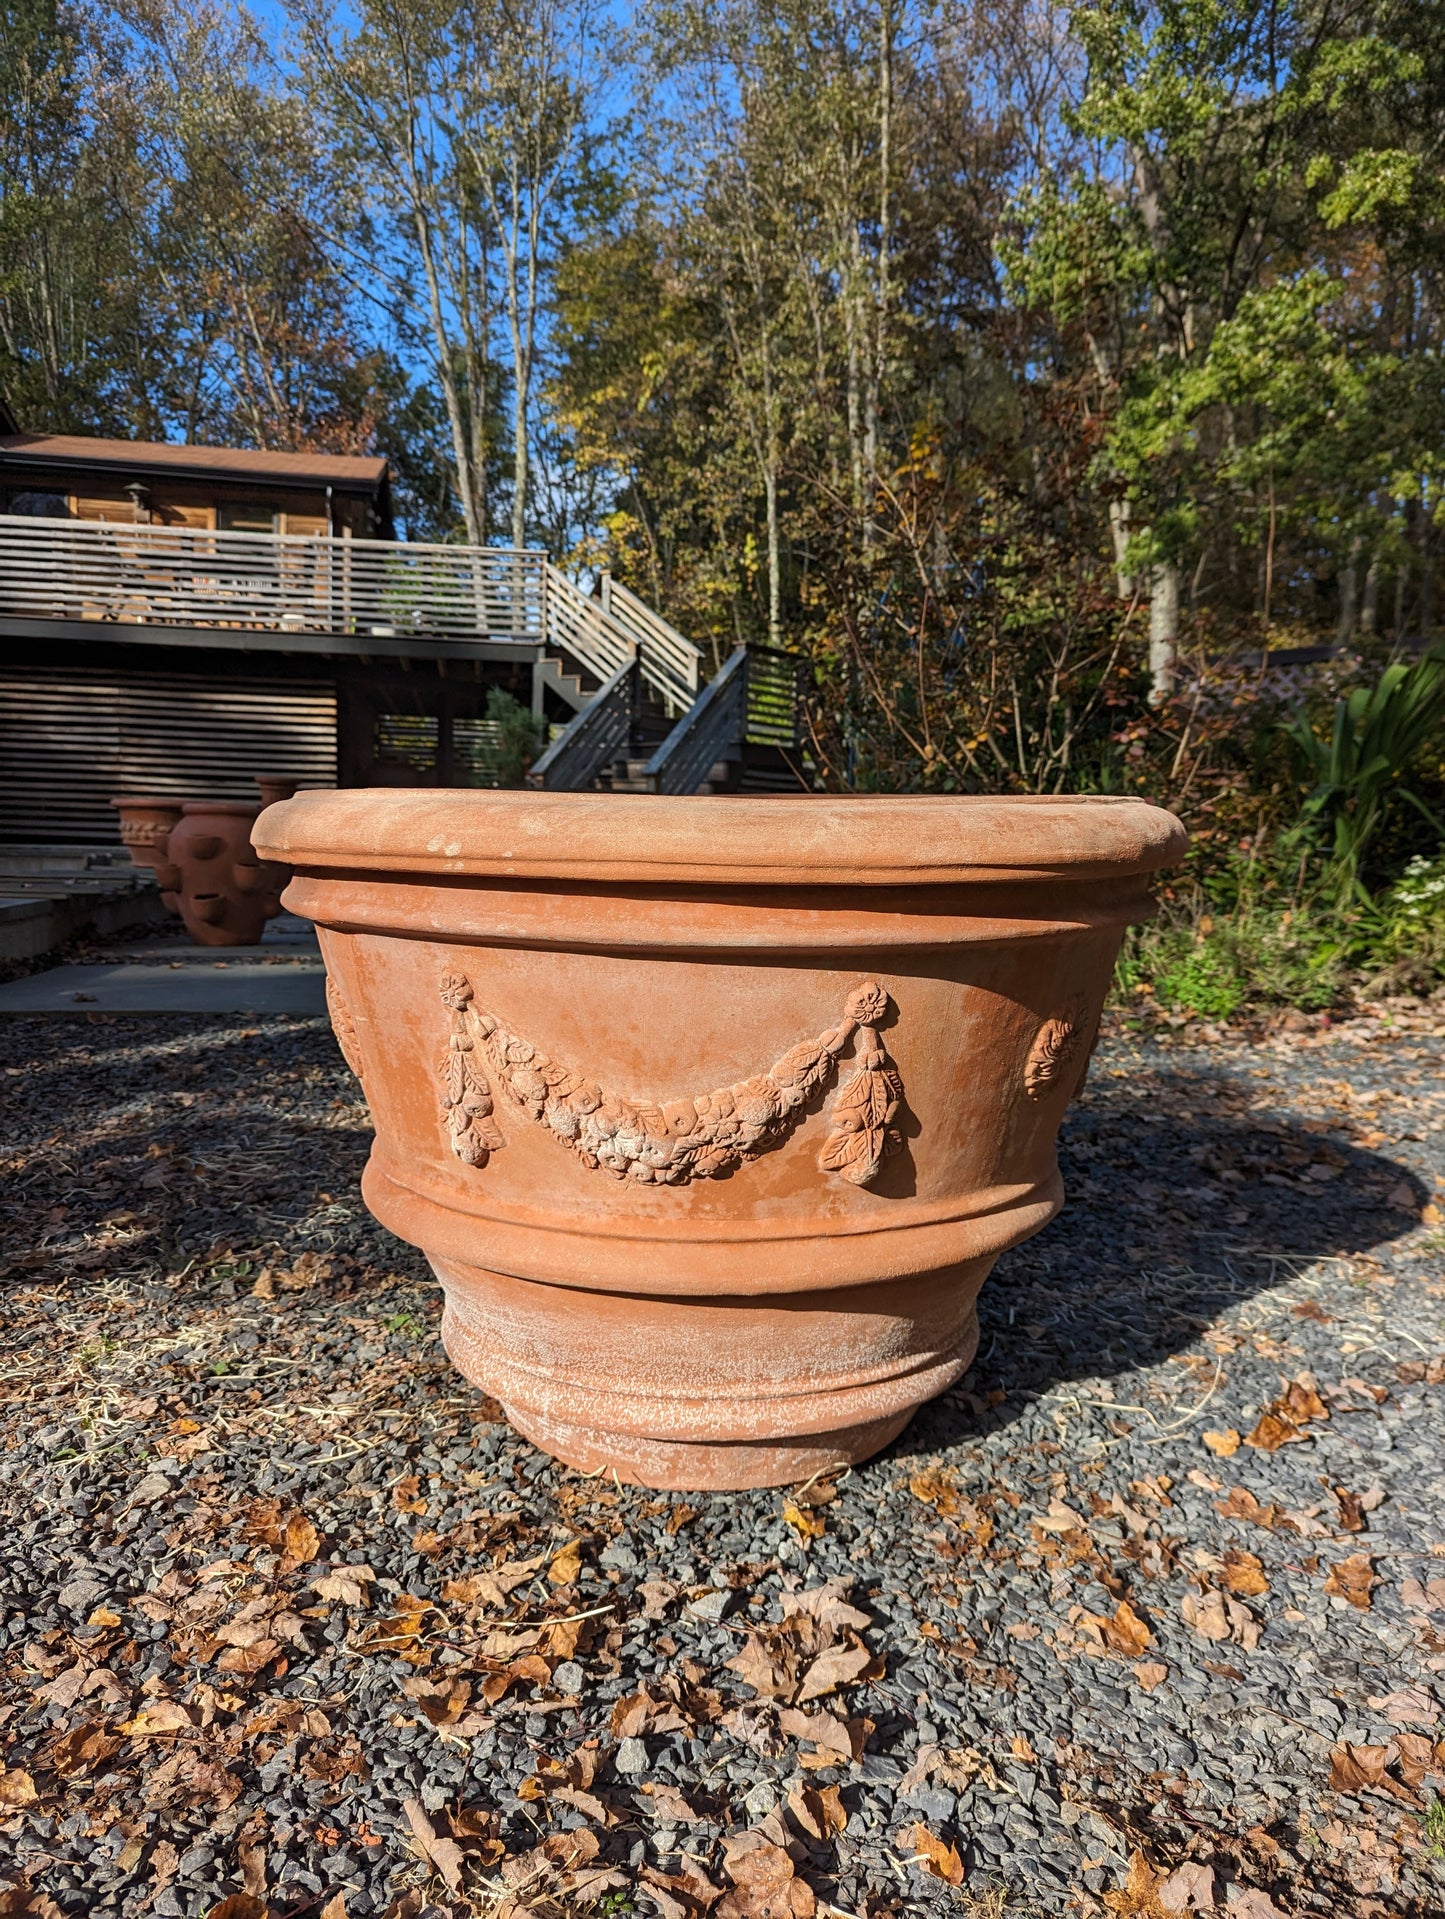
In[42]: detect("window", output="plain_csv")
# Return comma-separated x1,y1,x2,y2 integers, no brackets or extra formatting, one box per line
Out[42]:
5,492,69,518
217,503,280,534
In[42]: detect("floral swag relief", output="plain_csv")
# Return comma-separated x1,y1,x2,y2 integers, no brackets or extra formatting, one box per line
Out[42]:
438,974,905,1188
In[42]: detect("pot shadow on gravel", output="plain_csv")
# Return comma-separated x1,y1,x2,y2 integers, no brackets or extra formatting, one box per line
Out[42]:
903,1061,1431,1458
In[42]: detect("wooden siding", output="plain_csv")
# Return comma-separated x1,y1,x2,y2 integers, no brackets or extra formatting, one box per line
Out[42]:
0,665,337,843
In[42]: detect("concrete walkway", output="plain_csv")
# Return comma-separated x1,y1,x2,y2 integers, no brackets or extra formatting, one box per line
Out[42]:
0,918,326,1016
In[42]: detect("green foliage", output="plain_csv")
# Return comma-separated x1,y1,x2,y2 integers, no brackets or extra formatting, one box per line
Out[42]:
1283,650,1445,902
1423,1793,1445,1861
479,688,545,789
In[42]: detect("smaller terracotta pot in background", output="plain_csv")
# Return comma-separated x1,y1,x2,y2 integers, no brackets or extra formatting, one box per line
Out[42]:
255,775,300,809
168,800,276,946
109,797,184,872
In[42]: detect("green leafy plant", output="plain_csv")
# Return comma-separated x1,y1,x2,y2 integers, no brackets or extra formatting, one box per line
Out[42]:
1283,650,1445,903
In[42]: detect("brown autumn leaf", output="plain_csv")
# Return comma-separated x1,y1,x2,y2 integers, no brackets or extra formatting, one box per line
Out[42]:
639,1862,724,1918
1202,1429,1240,1457
1323,1553,1377,1610
787,1782,847,1840
717,1832,814,1919
777,1706,870,1765
1221,1550,1269,1597
0,1767,38,1806
206,1900,268,1919
1392,1732,1445,1791
1279,1377,1329,1423
1079,1600,1153,1657
45,1722,122,1776
1402,1574,1445,1613
391,1475,428,1517
403,1797,465,1893
120,1700,196,1736
1157,1860,1217,1913
639,1781,702,1826
779,1582,871,1633
312,1565,375,1606
1332,1488,1366,1533
1328,1742,1419,1804
1242,1411,1303,1453
900,1820,964,1886
548,1538,582,1585
797,1638,879,1702
1133,1662,1168,1693
282,1512,320,1569
908,1466,959,1515
782,1501,825,1541
1101,1848,1166,1915
1180,1589,1260,1649
1367,1686,1439,1728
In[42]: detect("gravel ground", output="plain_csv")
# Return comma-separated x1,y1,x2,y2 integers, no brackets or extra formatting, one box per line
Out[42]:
2,995,1445,1919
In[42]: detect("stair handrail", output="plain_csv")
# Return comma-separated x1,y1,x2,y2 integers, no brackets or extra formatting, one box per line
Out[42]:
529,657,639,791
542,562,699,717
601,575,701,702
643,646,748,795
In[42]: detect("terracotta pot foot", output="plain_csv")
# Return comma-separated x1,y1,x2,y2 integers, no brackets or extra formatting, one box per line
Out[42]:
433,1257,981,1490
502,1404,918,1491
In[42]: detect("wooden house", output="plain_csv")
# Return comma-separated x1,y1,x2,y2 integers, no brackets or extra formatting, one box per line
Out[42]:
0,426,701,843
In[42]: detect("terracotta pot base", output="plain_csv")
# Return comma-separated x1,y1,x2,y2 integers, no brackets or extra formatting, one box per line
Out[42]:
433,1254,982,1489
503,1405,918,1492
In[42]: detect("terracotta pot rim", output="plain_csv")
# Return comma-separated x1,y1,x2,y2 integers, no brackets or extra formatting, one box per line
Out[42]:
256,789,1186,887
109,796,186,809
181,800,261,817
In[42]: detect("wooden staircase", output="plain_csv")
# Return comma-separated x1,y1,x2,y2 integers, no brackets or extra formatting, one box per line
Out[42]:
530,645,812,796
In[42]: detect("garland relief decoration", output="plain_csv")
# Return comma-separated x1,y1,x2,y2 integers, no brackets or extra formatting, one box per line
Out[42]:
1023,993,1091,1101
438,973,905,1188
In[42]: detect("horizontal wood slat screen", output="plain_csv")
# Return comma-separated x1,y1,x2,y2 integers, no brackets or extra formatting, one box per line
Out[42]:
0,667,336,843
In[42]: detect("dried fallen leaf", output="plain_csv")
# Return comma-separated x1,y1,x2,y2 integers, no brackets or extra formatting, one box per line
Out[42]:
0,1767,38,1806
1133,1663,1168,1693
782,1501,825,1541
311,1565,375,1606
1401,1574,1445,1613
639,1780,701,1825
1080,1600,1153,1657
1242,1412,1302,1452
402,1797,465,1893
1328,1741,1419,1804
121,1700,196,1737
796,1638,878,1703
1180,1589,1260,1649
1157,1860,1216,1912
787,1781,847,1839
1202,1430,1240,1457
717,1832,814,1918
1367,1686,1439,1729
206,1900,268,1919
548,1538,582,1585
900,1821,964,1886
1323,1553,1377,1611
1221,1550,1269,1597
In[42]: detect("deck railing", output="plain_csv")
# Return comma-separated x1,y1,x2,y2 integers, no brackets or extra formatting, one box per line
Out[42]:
0,516,700,715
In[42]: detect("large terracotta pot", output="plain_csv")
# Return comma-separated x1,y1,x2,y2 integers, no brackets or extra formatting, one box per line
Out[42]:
254,792,1185,1490
169,801,288,947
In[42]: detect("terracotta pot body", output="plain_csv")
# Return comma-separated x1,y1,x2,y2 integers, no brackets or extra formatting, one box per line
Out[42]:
255,792,1185,1490
255,775,300,809
169,801,289,946
109,796,184,873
